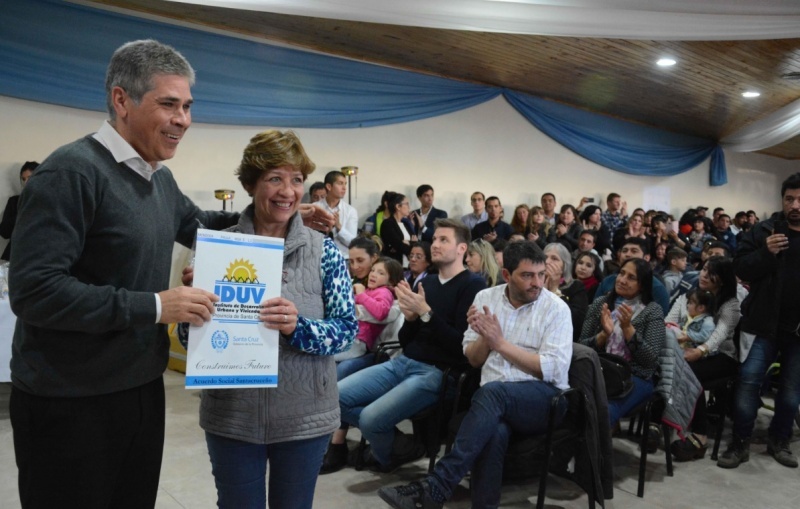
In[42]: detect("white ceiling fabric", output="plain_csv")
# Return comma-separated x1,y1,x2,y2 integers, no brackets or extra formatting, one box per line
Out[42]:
168,0,800,40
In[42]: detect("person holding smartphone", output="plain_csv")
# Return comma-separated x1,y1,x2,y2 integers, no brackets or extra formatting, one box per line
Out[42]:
718,172,800,470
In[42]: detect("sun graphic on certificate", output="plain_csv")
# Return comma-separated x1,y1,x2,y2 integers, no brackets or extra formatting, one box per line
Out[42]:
225,258,259,283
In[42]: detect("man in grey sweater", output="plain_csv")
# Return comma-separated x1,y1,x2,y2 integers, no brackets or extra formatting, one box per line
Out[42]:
8,40,236,508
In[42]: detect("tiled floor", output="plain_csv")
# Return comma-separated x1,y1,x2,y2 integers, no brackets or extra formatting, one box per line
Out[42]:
1,369,798,508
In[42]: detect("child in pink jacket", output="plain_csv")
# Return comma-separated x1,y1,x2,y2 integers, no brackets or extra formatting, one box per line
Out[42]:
351,257,403,353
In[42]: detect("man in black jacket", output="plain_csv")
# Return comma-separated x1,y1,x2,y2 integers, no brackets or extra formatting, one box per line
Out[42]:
336,218,485,472
718,172,800,469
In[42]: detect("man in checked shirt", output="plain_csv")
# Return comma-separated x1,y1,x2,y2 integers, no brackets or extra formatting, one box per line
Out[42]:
379,241,573,509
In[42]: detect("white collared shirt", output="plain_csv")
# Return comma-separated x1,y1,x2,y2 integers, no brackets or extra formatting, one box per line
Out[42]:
463,284,573,389
92,121,163,181
315,198,358,259
93,121,164,320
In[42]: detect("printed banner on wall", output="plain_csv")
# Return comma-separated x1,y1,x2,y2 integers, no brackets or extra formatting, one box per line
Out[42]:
186,229,284,389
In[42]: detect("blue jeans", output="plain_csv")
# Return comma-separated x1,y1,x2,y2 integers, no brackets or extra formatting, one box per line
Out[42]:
608,376,654,426
205,432,329,509
336,353,375,381
427,381,564,509
734,333,800,440
338,354,443,466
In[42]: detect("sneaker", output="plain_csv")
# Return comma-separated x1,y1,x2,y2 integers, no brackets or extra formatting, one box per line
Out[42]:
717,436,750,469
645,423,662,454
319,442,349,474
767,436,799,468
378,480,443,509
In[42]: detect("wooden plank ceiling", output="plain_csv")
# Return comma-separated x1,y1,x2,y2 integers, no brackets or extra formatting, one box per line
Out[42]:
90,0,800,159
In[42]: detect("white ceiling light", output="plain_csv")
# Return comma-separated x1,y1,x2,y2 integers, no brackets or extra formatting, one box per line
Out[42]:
742,91,761,98
656,58,676,67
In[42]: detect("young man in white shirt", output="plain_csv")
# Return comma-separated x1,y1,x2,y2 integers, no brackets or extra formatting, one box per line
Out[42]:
379,241,573,509
316,170,358,258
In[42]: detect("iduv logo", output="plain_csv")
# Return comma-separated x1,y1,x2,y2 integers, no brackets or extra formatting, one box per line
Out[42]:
214,258,267,304
211,330,229,352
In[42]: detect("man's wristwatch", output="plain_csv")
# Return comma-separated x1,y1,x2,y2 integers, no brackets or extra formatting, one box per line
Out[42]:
420,310,433,323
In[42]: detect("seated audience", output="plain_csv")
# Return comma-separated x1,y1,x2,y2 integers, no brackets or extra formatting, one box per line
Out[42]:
410,184,447,243
662,247,689,299
337,219,485,473
308,180,326,203
548,204,583,251
461,191,488,231
601,192,629,240
665,257,740,462
714,213,737,253
544,243,588,341
317,170,358,259
381,193,417,266
472,196,513,244
612,213,647,254
405,241,433,290
466,239,500,288
335,257,403,379
687,216,715,262
350,235,380,287
510,204,530,235
541,192,558,226
651,240,670,275
580,258,666,426
580,204,611,255
574,251,604,303
665,288,715,350
378,241,572,509
595,238,671,315
525,205,550,249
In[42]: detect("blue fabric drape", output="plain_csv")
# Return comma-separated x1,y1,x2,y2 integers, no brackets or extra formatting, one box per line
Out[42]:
0,0,500,128
503,90,725,185
0,0,726,184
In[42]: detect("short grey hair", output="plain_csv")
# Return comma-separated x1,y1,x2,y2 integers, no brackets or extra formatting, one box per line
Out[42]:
105,39,195,120
544,242,573,285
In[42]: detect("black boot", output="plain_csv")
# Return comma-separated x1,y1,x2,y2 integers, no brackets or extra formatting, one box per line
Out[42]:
320,442,349,474
717,435,750,469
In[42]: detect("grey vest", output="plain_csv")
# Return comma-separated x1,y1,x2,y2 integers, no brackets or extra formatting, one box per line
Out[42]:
200,207,340,444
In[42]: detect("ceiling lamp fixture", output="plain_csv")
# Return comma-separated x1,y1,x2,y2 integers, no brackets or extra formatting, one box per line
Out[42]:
742,91,761,98
656,58,676,67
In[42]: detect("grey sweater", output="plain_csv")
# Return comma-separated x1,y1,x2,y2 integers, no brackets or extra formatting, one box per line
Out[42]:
9,135,235,397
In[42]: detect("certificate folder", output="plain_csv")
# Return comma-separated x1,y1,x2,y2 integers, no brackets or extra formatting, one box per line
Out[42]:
185,229,284,389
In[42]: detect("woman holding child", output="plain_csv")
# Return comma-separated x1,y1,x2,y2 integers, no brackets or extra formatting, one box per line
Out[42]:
665,256,740,461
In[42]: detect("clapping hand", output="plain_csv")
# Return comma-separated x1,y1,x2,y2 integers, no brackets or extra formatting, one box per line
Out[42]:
395,280,430,320
600,303,614,336
468,305,504,350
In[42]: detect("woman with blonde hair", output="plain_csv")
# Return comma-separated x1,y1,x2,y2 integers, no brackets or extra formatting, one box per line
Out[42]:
465,239,499,287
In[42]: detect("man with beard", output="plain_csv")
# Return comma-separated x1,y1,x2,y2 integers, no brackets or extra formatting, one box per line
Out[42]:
719,172,800,469
379,241,573,509
337,218,486,472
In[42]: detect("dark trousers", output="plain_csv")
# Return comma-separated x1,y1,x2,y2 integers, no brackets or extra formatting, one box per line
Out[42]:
689,354,738,435
10,376,166,509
